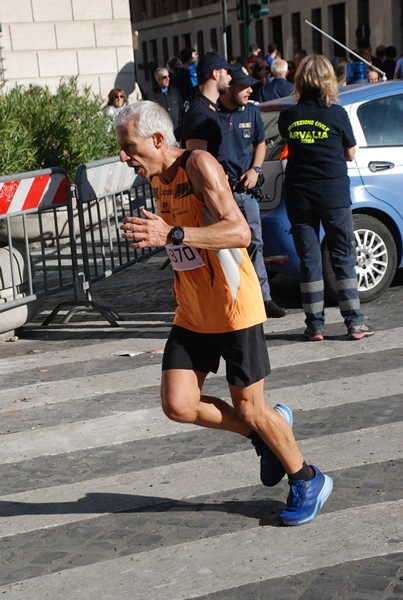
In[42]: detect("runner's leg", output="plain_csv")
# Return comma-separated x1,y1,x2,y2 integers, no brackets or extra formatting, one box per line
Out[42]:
230,379,305,474
161,368,252,435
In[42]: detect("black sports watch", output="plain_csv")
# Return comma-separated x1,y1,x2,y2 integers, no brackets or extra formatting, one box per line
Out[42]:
252,166,262,174
170,226,185,245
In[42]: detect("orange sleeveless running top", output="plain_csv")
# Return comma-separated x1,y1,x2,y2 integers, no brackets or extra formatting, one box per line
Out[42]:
151,150,265,334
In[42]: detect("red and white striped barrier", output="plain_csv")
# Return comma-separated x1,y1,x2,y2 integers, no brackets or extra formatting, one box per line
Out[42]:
75,156,140,203
0,172,69,217
0,168,78,330
0,160,157,328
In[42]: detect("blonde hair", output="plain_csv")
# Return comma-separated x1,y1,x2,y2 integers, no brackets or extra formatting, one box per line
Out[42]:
294,55,339,107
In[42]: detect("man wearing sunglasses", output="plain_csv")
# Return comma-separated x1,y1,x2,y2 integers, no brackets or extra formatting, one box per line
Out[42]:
146,67,184,142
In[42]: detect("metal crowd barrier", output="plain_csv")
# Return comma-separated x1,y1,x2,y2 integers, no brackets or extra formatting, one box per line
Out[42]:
69,156,160,326
0,168,78,330
0,158,161,330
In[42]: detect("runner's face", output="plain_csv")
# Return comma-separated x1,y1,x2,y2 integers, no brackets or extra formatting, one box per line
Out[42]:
217,69,232,95
229,83,252,106
117,121,160,178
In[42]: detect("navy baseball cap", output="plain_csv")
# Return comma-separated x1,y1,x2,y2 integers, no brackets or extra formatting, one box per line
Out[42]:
196,52,232,78
228,63,258,86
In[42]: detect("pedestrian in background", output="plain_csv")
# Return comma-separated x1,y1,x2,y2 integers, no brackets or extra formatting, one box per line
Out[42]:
264,42,280,68
219,64,287,318
188,49,199,88
288,49,307,83
250,58,270,102
332,57,350,86
382,45,397,80
145,67,183,142
117,100,332,526
166,56,182,79
367,67,380,82
104,88,128,118
261,58,294,101
373,44,386,70
278,55,374,341
247,42,264,72
171,48,197,101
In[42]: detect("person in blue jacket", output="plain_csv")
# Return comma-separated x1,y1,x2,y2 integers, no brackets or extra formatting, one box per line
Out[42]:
262,58,294,101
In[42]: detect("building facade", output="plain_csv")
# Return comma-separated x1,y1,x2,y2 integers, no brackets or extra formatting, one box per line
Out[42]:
131,0,403,89
0,0,136,102
1,1,401,98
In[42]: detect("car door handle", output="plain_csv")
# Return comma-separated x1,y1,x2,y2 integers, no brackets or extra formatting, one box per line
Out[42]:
368,161,395,172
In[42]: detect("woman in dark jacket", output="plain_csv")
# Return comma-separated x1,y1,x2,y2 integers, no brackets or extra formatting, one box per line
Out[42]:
278,55,374,341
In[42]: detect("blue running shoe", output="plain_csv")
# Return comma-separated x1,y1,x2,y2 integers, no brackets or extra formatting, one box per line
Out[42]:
250,403,293,487
273,403,293,427
279,465,333,526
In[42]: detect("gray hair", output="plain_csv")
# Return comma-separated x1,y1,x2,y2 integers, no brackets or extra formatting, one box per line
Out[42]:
271,59,288,77
154,66,168,79
114,101,178,147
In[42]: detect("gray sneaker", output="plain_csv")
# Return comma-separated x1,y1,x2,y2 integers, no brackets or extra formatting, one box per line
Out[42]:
304,328,324,342
348,323,374,340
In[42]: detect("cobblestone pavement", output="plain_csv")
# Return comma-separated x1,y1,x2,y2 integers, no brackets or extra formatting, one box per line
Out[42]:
0,255,402,599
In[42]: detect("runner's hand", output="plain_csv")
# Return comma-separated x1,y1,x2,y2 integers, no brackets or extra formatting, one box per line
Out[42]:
121,209,171,249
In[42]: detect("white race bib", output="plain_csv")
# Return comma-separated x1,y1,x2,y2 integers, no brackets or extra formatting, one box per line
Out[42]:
165,244,205,271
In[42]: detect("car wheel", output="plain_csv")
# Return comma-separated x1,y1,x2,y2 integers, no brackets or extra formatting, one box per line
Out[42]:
323,214,397,304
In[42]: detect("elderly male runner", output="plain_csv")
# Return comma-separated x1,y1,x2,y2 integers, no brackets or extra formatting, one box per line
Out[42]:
116,100,332,526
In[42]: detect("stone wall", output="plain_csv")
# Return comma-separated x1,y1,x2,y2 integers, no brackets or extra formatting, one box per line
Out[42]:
0,0,136,104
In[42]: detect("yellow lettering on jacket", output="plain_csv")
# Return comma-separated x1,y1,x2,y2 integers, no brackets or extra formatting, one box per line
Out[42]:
288,120,330,143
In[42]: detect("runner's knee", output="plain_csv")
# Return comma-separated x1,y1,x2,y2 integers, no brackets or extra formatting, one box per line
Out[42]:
233,400,260,429
161,395,197,423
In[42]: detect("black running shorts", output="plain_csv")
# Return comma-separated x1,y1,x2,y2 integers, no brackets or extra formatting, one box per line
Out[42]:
162,324,271,387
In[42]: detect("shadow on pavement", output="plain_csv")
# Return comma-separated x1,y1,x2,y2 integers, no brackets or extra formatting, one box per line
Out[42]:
0,492,285,527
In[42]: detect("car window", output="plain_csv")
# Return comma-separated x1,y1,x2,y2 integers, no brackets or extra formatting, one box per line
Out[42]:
259,109,287,160
357,94,403,147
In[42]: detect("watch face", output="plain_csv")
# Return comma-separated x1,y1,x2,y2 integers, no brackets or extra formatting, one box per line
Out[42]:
172,227,184,244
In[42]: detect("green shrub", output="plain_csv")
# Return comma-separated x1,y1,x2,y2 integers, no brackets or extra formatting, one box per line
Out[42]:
0,78,118,180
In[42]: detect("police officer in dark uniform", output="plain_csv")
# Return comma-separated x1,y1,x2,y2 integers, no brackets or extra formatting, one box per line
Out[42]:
219,64,287,318
181,52,232,169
